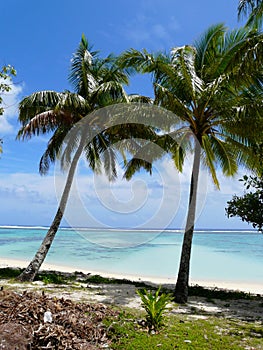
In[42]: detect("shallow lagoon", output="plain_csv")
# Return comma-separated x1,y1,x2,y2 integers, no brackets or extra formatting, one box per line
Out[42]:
0,227,262,284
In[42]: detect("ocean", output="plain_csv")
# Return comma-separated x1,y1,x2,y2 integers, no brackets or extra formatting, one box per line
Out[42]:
0,226,263,284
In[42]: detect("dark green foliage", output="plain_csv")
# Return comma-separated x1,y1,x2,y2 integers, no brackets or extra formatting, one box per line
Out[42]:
0,267,22,278
0,268,70,284
85,274,153,289
0,65,16,153
86,274,117,284
36,272,67,284
238,0,263,27
188,284,260,300
136,286,172,332
0,64,16,116
226,175,263,232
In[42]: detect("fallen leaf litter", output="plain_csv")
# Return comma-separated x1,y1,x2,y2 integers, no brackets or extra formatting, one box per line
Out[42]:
0,289,118,349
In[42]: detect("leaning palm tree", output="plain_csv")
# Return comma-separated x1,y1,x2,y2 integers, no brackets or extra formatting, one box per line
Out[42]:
119,23,263,302
238,0,263,27
16,35,152,282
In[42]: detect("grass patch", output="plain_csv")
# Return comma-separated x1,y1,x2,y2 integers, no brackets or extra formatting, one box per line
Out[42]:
105,310,263,349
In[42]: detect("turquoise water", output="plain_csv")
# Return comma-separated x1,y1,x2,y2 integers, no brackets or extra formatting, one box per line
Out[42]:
0,227,263,283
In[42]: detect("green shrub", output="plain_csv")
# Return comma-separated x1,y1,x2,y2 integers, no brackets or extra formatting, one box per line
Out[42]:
0,267,22,278
39,273,66,285
137,286,172,333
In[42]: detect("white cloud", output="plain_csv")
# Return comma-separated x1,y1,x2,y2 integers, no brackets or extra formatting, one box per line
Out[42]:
0,172,57,204
121,12,179,49
0,156,251,229
0,172,59,226
152,24,168,39
0,117,13,134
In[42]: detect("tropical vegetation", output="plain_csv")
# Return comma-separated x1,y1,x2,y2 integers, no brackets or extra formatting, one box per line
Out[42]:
0,64,16,153
226,1,263,233
2,269,263,350
136,286,172,333
13,4,263,302
16,35,152,281
119,23,263,303
226,174,263,232
238,0,263,27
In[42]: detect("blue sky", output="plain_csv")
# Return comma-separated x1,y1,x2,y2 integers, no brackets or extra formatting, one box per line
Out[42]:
0,0,252,229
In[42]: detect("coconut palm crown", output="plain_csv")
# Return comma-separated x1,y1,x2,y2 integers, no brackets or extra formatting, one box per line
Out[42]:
18,35,132,174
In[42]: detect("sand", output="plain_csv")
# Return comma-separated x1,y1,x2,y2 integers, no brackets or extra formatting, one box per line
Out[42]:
1,257,263,323
0,257,262,295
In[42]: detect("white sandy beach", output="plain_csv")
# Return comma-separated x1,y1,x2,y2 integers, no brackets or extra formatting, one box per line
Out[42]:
1,257,262,295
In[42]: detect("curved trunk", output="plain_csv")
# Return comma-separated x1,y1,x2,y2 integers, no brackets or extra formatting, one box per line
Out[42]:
174,141,201,303
16,141,84,282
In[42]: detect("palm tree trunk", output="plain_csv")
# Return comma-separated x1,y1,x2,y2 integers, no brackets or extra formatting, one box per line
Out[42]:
174,141,201,303
16,140,84,282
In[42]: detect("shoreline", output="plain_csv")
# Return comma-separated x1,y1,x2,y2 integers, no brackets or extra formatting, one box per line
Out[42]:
1,257,263,295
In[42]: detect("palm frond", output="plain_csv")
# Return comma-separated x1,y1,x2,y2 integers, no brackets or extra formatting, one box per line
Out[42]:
194,23,226,80
127,94,152,104
17,91,88,140
123,158,152,180
201,135,219,188
170,45,203,101
68,34,100,97
238,0,258,18
17,111,61,139
101,62,129,86
84,141,102,174
102,146,118,181
118,49,155,74
225,136,262,174
118,49,170,83
55,92,89,113
223,101,263,143
154,83,193,122
93,81,129,106
58,123,85,172
219,28,263,86
238,0,263,27
167,128,194,172
19,91,63,125
39,128,70,174
171,143,185,172
210,135,238,176
246,3,263,27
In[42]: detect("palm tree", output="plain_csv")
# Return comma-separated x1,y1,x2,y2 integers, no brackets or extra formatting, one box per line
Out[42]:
238,0,263,27
16,35,151,282
119,24,263,302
